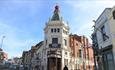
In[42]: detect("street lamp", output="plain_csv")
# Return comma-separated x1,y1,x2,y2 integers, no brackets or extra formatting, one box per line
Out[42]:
0,36,5,63
0,36,6,51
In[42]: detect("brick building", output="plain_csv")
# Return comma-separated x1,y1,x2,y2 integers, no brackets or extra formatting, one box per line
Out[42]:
69,34,94,70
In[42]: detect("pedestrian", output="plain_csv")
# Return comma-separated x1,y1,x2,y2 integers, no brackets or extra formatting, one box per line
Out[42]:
63,65,68,70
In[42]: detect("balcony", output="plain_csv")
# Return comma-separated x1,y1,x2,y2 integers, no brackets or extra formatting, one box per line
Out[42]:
47,50,62,58
49,43,61,48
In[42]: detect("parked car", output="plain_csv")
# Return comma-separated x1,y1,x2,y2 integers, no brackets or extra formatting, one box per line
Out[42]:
9,64,18,69
19,65,24,70
4,61,11,68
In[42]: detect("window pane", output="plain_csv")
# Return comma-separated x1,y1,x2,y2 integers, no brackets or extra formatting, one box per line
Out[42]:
51,28,53,32
52,38,58,43
79,49,82,58
57,28,60,32
101,26,106,41
54,28,56,32
64,39,67,46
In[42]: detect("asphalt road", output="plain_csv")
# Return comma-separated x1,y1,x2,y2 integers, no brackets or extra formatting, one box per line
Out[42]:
0,68,16,70
0,69,10,70
0,64,19,70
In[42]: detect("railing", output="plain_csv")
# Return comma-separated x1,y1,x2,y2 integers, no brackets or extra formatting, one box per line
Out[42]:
49,43,61,48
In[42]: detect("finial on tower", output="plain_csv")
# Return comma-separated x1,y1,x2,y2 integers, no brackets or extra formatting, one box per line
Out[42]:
51,4,61,21
54,4,60,13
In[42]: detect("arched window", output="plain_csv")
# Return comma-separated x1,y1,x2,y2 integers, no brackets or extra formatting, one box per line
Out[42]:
57,28,60,32
54,28,56,32
113,10,115,19
64,39,67,46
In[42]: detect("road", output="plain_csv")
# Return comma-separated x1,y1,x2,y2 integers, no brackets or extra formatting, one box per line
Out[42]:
0,68,16,70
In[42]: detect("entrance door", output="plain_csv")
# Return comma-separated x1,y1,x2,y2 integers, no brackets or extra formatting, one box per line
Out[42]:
47,57,61,70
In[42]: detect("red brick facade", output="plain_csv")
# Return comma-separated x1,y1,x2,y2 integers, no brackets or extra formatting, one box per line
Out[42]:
69,34,94,70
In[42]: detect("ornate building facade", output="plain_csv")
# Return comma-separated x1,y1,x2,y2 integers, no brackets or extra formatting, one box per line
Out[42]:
43,5,71,70
22,5,94,70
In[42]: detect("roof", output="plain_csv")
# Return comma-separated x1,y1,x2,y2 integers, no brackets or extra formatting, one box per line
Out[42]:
95,8,112,23
51,5,61,21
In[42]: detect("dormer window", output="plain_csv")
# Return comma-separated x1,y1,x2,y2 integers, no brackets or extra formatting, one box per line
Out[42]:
113,10,115,19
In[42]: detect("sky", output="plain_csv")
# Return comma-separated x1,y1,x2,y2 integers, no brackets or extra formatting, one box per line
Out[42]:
0,0,115,59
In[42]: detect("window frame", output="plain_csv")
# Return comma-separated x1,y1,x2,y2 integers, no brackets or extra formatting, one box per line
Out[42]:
52,38,58,44
57,28,60,32
101,26,107,41
64,39,67,46
51,28,53,33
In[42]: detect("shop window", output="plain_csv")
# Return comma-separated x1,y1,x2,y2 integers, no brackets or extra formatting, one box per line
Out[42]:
103,51,115,70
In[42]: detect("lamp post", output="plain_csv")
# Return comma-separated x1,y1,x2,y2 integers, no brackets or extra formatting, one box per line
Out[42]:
92,33,98,70
1,36,6,50
0,36,5,63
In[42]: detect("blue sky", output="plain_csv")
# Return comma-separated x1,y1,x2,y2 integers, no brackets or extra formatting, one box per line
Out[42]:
0,0,115,58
